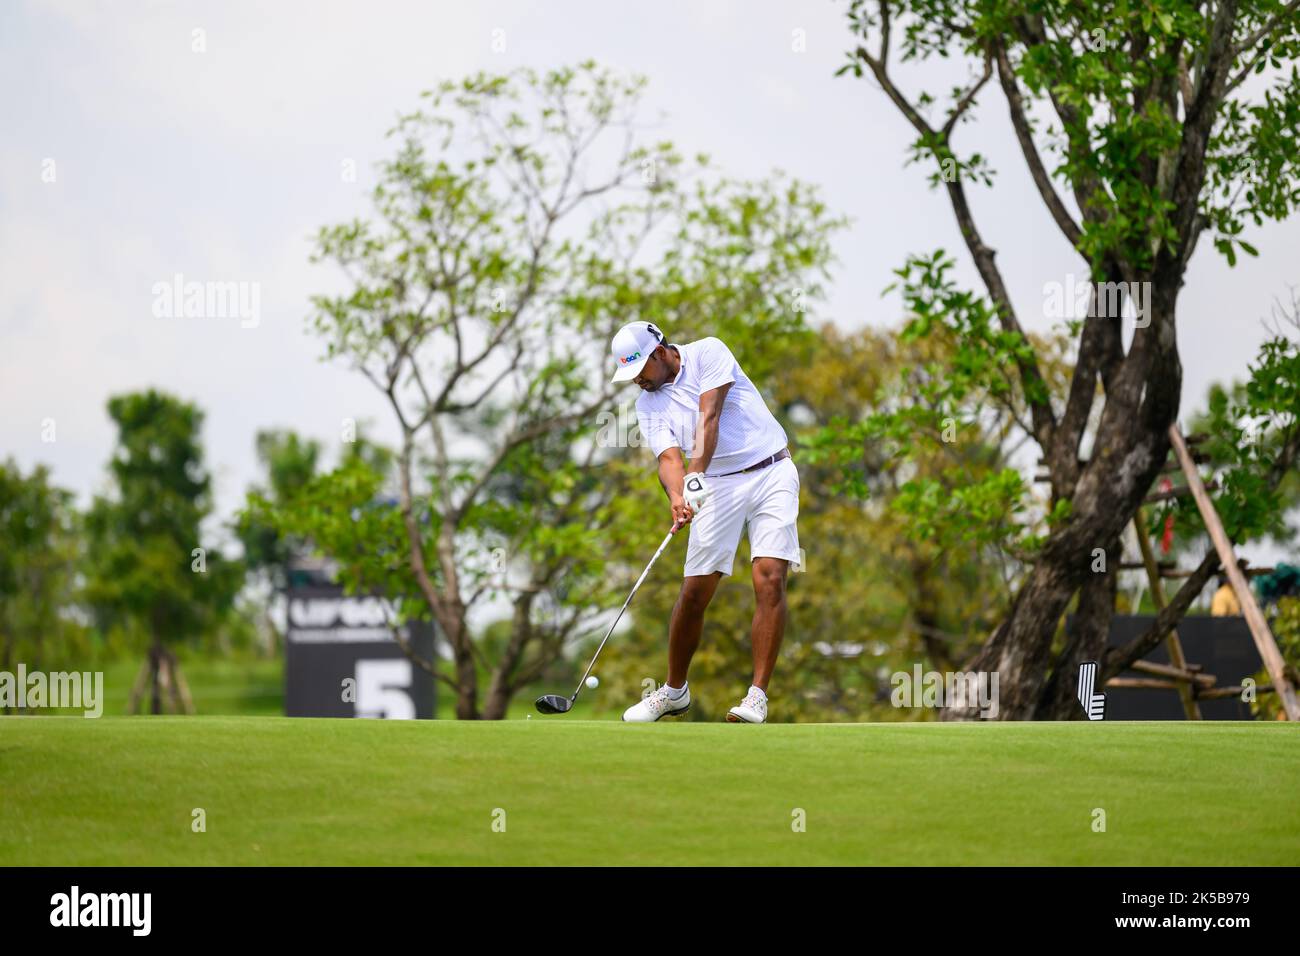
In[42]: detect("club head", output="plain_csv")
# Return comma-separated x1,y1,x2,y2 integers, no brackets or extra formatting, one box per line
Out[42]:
534,694,573,715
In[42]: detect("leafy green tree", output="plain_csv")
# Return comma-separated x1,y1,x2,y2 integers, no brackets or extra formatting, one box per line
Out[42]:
1253,595,1300,719
0,459,87,705
84,390,243,713
1167,292,1300,555
237,426,396,651
293,62,843,718
833,1,1300,718
234,429,325,655
237,429,323,589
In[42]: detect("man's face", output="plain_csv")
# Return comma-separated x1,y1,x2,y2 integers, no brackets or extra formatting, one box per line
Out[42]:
632,345,671,391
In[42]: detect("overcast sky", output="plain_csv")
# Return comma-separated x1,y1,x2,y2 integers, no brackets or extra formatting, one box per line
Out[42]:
3,0,1298,557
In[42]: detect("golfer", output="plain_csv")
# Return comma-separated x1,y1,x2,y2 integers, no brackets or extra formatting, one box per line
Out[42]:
609,321,800,723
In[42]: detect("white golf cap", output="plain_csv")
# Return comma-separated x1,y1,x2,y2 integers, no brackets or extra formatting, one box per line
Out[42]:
609,321,666,383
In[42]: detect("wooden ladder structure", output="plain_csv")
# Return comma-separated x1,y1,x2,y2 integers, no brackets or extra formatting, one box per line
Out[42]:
1105,425,1300,720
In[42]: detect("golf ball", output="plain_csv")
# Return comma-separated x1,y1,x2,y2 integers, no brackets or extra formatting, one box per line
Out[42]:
585,676,599,689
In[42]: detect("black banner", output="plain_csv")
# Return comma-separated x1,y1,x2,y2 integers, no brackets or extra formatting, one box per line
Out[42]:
284,585,435,719
0,868,1288,939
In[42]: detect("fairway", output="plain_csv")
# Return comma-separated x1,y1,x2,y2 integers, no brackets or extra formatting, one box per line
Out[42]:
2,717,1297,866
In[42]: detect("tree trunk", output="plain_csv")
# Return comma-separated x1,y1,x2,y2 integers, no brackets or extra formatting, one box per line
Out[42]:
453,657,479,719
127,656,150,715
441,616,479,720
482,591,537,720
481,683,511,720
944,476,1165,719
1033,536,1120,719
395,435,480,718
163,647,195,714
940,557,1083,719
945,307,1182,719
149,639,163,715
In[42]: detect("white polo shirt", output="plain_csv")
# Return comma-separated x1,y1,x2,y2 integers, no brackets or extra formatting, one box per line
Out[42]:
635,337,788,477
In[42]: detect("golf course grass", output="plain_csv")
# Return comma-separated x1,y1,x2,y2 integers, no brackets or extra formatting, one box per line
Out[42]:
2,717,1296,865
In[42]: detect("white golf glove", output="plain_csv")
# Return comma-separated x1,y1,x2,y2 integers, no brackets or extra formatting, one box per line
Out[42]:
682,473,714,513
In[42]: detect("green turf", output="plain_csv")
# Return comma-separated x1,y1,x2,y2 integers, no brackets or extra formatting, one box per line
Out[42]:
1,717,1296,865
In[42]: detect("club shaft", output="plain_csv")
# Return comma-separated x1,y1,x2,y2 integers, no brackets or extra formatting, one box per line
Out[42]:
571,529,677,698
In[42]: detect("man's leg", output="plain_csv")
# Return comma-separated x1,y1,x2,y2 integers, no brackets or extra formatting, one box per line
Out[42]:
749,556,789,691
667,572,722,687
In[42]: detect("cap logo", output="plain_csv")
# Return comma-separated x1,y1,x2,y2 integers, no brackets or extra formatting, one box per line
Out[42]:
618,351,642,365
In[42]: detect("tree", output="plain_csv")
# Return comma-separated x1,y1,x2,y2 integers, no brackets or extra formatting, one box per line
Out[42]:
296,62,843,718
1166,288,1300,561
1253,595,1300,718
0,459,86,708
833,1,1300,718
1148,335,1300,585
234,429,326,654
84,390,243,714
237,429,324,588
236,426,395,650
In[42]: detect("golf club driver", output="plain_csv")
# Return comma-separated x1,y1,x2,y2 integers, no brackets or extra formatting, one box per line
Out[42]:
535,526,679,714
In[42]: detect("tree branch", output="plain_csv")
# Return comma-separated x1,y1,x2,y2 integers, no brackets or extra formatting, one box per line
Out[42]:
1100,547,1220,680
992,41,1084,250
941,51,993,139
1163,0,1242,276
852,38,1057,449
1231,0,1300,58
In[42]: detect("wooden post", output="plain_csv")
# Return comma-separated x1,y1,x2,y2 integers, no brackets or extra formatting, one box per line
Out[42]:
1133,507,1202,718
1106,677,1183,690
1130,659,1215,686
173,657,196,715
158,653,174,714
1168,425,1300,721
1198,683,1274,701
127,657,150,715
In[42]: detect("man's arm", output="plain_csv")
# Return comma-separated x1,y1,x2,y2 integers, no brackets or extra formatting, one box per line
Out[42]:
657,447,693,532
687,383,731,475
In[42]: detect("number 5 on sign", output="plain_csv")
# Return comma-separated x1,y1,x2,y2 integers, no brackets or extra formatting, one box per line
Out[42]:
355,660,416,719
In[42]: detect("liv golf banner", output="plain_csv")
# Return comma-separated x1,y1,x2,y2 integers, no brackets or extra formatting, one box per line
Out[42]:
285,585,436,719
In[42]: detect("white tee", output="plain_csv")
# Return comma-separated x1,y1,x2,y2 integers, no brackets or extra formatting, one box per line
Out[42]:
635,337,788,477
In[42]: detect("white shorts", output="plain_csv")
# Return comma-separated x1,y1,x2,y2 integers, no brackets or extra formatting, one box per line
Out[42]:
683,456,801,577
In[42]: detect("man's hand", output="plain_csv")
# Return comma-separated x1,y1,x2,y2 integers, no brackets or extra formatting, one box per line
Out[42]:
670,496,694,533
682,473,713,513
658,449,694,532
